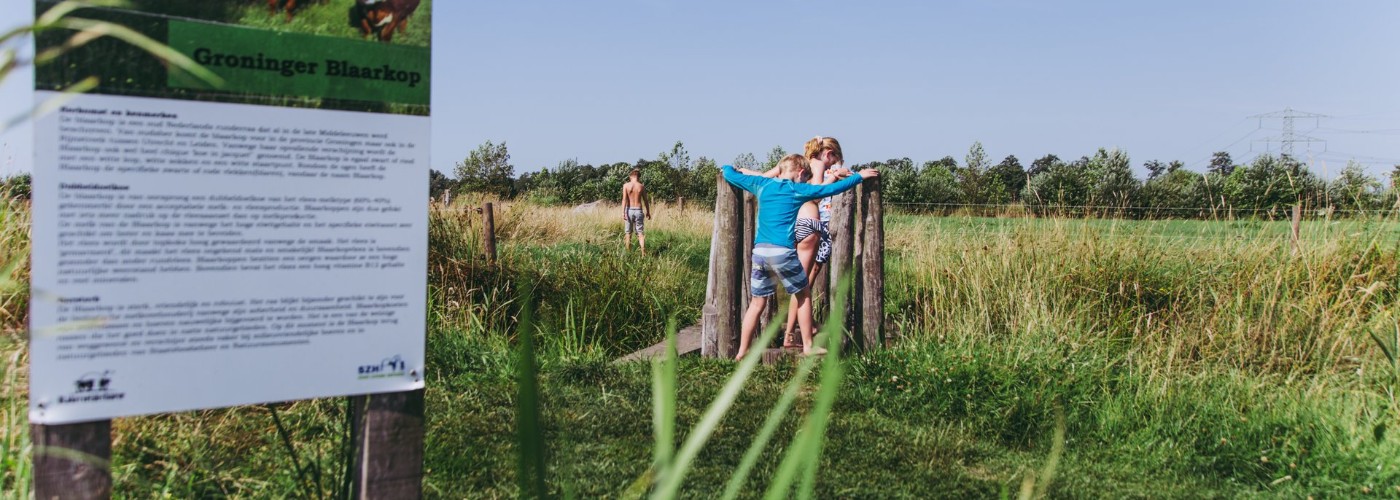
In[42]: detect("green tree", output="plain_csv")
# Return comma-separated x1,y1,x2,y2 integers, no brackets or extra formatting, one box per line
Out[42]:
1144,159,1166,180
1023,159,1090,214
1141,168,1206,217
428,169,453,201
763,146,788,170
688,156,719,206
869,158,918,206
1029,154,1060,177
959,141,989,204
1208,151,1235,176
662,140,691,172
986,155,1026,202
1221,154,1315,215
454,140,516,197
1085,148,1140,211
1328,161,1383,212
917,161,962,209
734,152,758,171
639,156,683,201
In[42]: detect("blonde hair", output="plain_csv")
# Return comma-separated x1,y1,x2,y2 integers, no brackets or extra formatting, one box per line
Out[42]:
804,136,843,163
778,154,810,177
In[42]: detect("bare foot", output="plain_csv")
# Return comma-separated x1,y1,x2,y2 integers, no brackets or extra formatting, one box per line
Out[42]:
734,350,747,361
782,331,801,348
802,347,828,356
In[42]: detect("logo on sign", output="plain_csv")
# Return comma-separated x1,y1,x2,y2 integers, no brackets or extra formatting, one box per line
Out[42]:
58,370,126,404
358,355,407,379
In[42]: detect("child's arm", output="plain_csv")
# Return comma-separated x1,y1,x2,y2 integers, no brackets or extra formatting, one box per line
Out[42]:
721,165,768,195
643,184,652,219
793,169,879,201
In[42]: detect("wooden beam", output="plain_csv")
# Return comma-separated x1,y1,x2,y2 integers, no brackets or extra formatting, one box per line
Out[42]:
32,420,111,500
350,389,426,499
827,190,858,348
702,200,721,357
860,177,885,350
712,172,743,359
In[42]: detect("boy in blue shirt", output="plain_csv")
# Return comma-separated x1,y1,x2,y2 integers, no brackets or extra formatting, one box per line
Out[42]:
723,154,879,358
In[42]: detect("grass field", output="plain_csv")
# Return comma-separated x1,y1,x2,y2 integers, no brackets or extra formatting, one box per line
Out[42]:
2,199,1399,497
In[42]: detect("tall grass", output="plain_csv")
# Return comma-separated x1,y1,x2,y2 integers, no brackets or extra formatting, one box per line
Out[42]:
879,213,1400,494
0,190,30,496
3,198,1399,496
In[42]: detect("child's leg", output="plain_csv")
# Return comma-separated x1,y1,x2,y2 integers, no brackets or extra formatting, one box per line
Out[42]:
794,287,818,353
784,236,818,346
736,295,768,359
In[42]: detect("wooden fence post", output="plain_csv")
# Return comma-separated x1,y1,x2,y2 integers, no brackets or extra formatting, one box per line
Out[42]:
743,193,756,309
678,197,686,212
860,178,885,350
32,420,111,499
708,172,743,359
482,203,497,264
828,190,859,348
702,201,722,357
852,186,866,347
350,389,426,499
1291,203,1302,255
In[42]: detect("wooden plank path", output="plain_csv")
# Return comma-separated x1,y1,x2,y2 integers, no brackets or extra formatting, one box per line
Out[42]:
615,324,809,365
614,324,703,363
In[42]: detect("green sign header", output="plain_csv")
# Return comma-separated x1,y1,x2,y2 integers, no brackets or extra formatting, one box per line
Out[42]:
167,20,430,106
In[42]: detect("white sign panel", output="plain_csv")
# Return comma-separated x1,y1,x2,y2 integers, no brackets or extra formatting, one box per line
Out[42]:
29,92,428,423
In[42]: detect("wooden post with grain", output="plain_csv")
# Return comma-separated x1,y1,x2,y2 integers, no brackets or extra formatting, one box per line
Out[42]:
828,189,859,347
704,171,744,359
32,420,112,500
482,202,497,264
349,389,426,499
859,177,885,350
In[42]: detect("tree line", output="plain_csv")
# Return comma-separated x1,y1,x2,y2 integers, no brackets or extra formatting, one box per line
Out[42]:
433,139,1400,218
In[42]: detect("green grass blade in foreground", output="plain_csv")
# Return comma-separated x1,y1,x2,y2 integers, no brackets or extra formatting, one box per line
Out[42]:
1025,408,1066,500
720,343,820,500
650,307,784,500
765,280,850,500
794,338,841,500
652,318,679,478
514,296,548,498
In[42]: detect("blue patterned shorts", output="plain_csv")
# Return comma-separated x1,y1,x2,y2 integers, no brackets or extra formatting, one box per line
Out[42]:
750,244,808,297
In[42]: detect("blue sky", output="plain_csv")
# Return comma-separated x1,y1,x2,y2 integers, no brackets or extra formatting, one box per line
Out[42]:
5,1,1399,178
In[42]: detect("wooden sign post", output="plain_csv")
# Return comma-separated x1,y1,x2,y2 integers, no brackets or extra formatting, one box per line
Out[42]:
32,420,112,500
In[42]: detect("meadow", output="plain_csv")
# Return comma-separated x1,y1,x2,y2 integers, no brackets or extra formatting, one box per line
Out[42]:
2,196,1399,498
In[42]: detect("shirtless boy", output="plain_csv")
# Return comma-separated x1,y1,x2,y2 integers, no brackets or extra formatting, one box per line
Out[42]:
622,169,651,253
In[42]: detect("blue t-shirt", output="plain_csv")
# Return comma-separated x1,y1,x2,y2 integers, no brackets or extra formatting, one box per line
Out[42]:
721,165,863,249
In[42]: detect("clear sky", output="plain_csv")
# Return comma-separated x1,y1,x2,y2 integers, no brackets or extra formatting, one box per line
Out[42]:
5,0,1399,178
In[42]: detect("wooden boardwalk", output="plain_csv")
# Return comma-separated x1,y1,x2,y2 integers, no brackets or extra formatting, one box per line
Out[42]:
615,324,809,365
613,324,703,363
